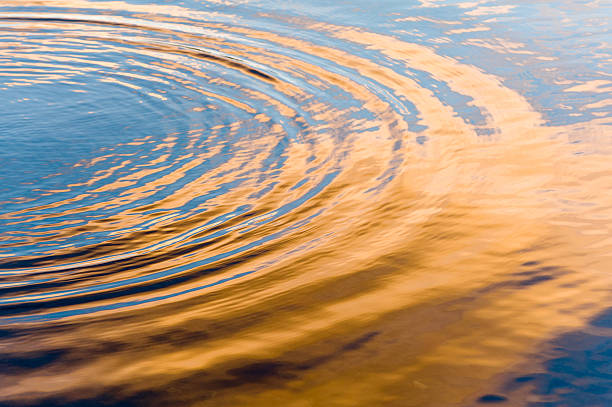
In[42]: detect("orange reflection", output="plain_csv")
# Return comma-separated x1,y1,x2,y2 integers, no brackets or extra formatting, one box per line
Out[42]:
0,2,611,407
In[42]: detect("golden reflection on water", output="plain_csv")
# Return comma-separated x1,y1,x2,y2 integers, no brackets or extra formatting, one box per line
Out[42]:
0,0,611,406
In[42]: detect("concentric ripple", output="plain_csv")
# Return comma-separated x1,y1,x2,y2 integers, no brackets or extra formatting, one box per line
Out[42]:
1,1,611,406
0,4,452,324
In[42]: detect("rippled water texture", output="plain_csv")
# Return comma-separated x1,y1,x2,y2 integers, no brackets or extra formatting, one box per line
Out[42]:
0,0,611,405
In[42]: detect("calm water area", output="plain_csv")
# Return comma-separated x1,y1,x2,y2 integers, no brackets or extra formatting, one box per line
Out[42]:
0,0,611,405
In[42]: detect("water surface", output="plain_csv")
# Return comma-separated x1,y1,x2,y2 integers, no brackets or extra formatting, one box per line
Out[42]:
0,0,611,406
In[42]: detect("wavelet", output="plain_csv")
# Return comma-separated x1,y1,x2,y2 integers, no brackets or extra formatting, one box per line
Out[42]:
0,1,611,406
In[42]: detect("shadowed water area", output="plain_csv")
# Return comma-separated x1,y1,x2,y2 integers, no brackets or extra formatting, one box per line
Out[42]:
0,0,611,405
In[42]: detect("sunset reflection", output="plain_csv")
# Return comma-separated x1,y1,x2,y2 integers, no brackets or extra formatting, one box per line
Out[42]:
0,0,611,406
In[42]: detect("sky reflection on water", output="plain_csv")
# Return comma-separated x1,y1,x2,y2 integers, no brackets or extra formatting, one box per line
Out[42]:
0,0,611,406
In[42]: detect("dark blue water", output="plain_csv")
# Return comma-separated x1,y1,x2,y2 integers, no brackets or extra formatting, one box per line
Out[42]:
0,0,610,405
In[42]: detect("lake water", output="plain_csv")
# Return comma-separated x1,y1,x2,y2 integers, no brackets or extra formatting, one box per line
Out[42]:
0,0,611,406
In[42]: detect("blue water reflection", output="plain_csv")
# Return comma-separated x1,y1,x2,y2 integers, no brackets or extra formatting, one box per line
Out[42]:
0,0,610,406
